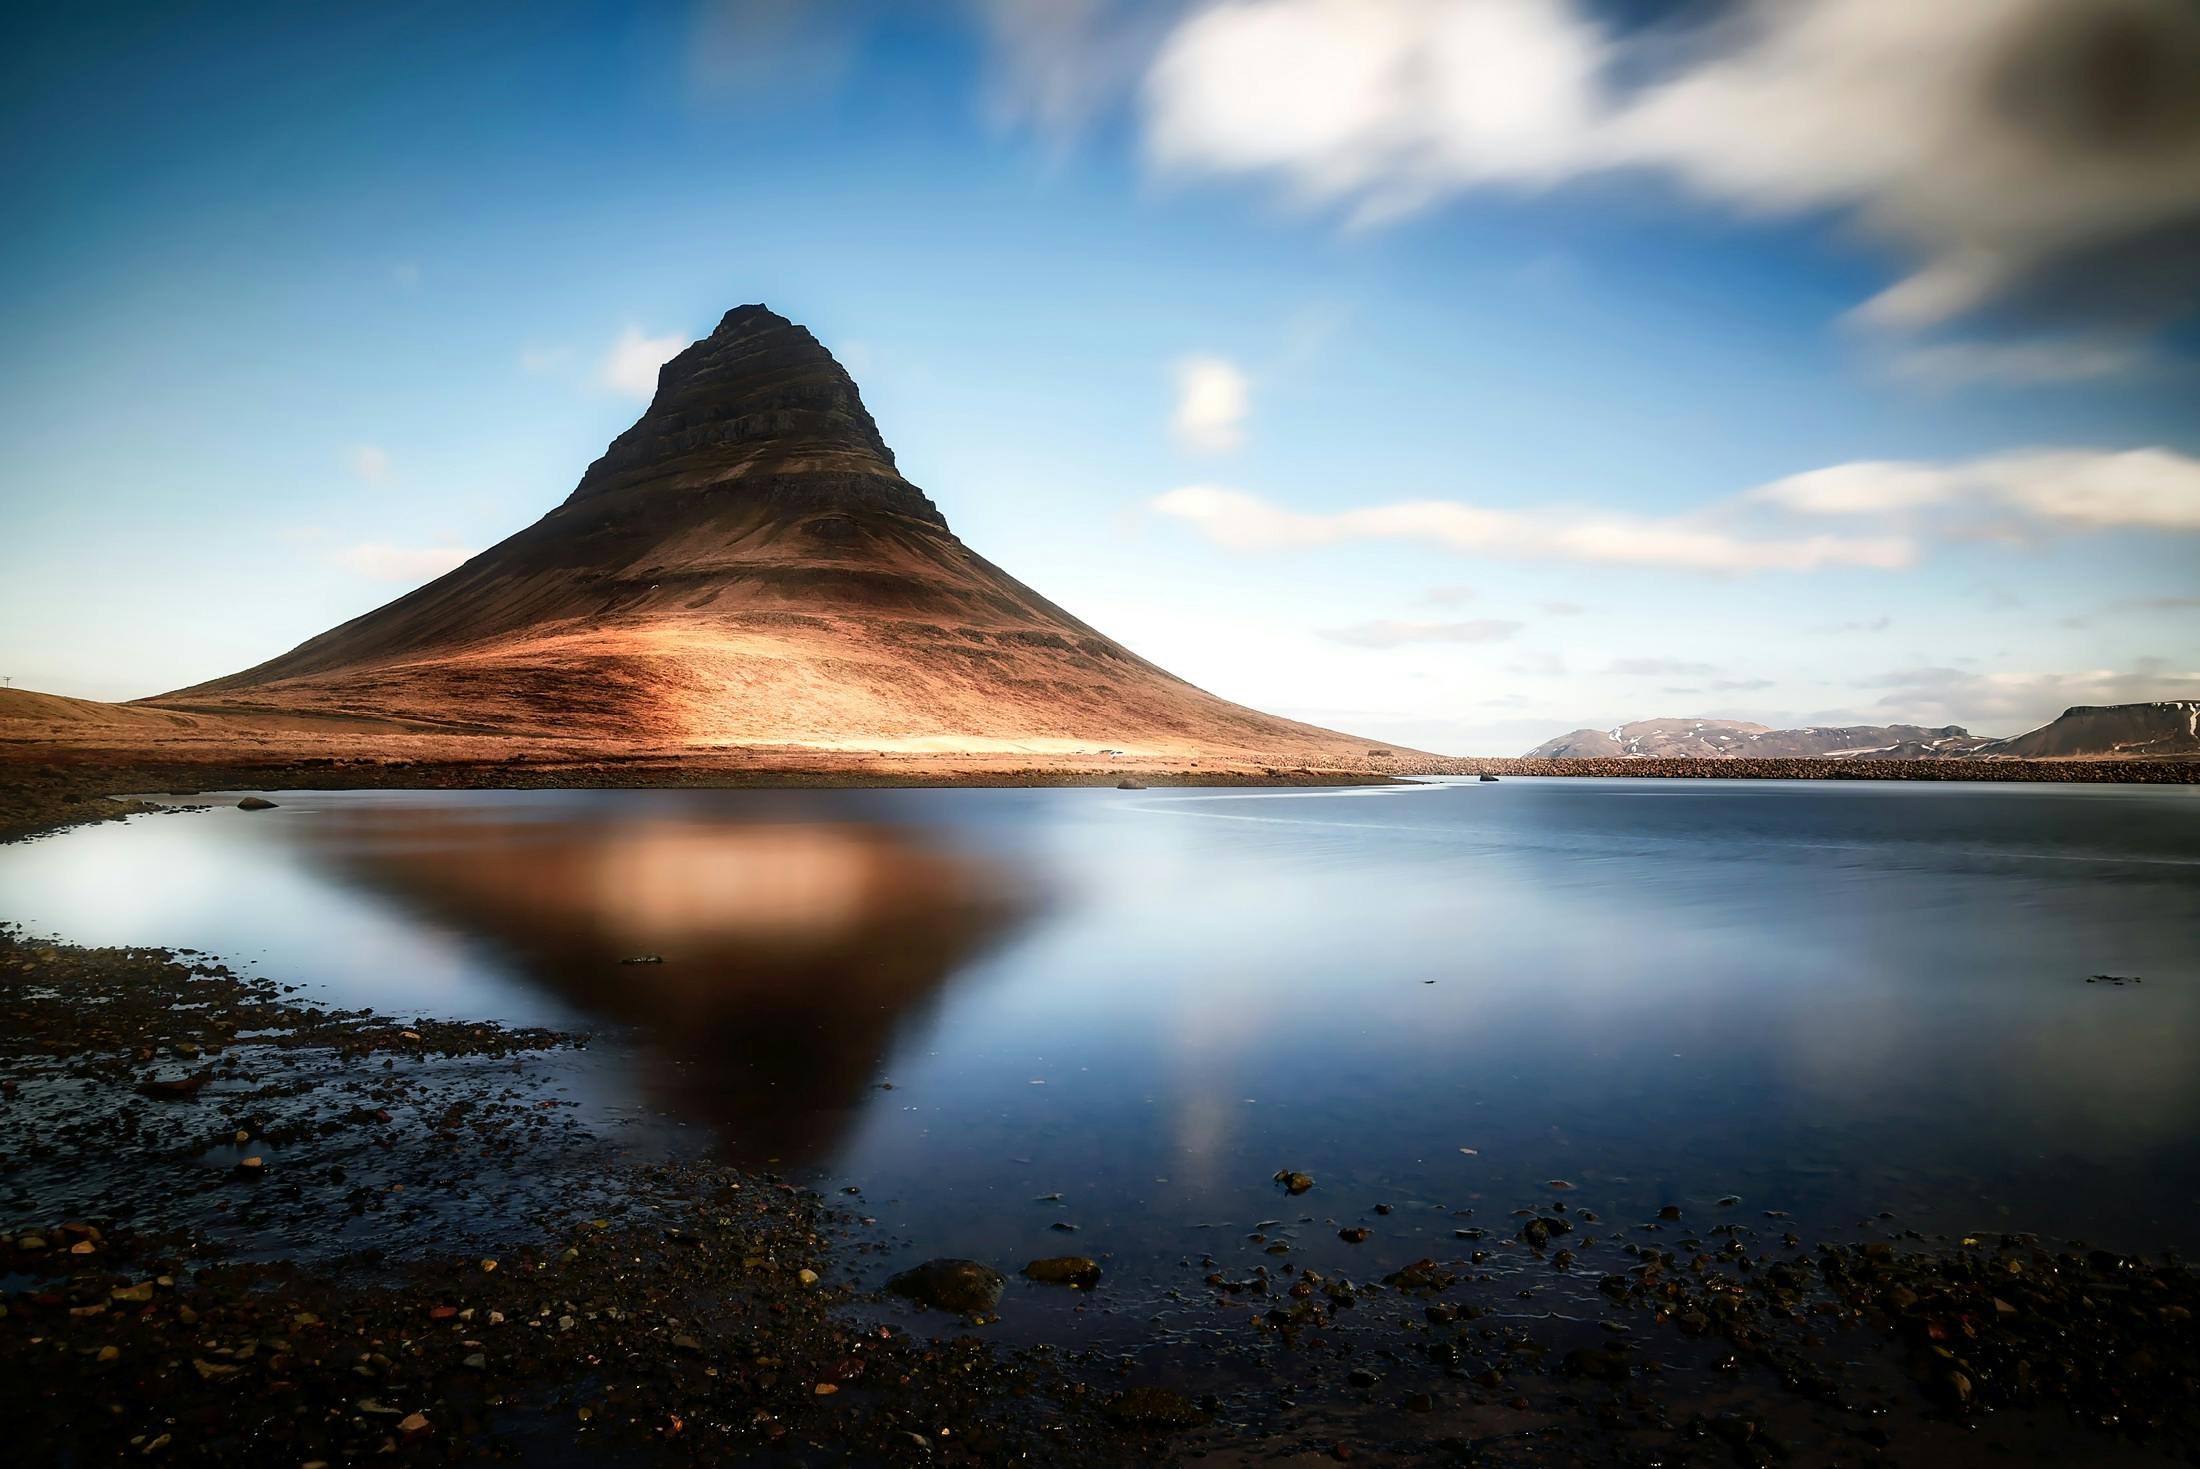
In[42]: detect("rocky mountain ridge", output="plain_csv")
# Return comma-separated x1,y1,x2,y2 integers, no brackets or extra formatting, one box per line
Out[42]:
1525,703,2200,761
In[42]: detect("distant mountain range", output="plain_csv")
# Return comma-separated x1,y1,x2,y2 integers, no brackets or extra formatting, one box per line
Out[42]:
1523,702,2200,761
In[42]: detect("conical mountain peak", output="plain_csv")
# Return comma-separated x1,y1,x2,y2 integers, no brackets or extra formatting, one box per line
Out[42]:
564,303,924,522
151,303,1388,763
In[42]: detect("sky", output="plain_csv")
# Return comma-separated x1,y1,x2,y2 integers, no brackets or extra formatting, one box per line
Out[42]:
2,0,2197,754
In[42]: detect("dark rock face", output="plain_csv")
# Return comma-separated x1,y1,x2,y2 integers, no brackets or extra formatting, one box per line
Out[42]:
886,1258,1006,1315
562,305,942,528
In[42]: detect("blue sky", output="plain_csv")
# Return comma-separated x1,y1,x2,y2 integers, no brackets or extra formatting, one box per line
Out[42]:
3,0,2196,752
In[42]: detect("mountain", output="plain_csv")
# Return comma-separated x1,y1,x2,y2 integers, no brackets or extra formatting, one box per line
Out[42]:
1525,703,2200,761
1522,718,1989,760
1985,702,2200,758
147,305,1391,762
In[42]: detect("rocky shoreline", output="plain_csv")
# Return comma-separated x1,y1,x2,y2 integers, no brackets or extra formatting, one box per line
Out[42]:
4,798,2197,1466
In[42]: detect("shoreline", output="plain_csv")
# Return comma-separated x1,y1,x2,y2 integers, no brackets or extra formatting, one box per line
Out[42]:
3,798,2197,1464
3,924,2193,1466
5,748,2194,845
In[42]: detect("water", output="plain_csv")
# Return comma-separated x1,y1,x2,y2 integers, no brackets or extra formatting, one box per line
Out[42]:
5,778,2197,1339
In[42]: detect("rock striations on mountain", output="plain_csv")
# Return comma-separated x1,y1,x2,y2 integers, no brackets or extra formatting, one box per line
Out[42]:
148,305,1385,760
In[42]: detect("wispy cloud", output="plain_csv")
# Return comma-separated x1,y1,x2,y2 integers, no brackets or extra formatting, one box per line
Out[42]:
1154,445,2200,576
331,543,474,582
1170,354,1251,453
1754,448,2200,531
1886,337,2152,387
1322,617,1523,648
1419,583,1478,606
2103,595,2200,614
1609,657,1719,678
1151,484,1915,573
600,326,690,399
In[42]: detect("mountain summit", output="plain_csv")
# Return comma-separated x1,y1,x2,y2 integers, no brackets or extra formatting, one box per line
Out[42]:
152,306,1383,759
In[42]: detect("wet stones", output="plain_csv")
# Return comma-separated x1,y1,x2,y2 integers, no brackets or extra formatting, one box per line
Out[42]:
1561,1344,1633,1383
1273,1169,1314,1195
1519,1215,1573,1250
235,797,277,811
1022,1256,1101,1289
1381,1260,1456,1293
886,1258,1006,1315
1104,1385,1204,1430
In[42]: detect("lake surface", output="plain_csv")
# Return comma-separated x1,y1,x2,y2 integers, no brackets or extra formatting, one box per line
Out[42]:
5,778,2197,1341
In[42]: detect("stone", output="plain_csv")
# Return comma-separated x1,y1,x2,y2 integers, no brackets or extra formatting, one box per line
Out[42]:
235,796,278,810
1105,1385,1204,1430
887,1258,1006,1315
1022,1256,1102,1288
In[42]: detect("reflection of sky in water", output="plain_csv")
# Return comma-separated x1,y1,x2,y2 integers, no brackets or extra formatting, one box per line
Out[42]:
4,779,2197,1311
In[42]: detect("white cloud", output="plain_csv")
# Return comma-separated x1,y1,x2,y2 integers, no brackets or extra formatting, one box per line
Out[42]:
1137,0,2200,328
1323,617,1523,647
349,445,390,483
1148,0,1606,223
1170,354,1251,453
1151,484,1915,573
1755,447,2200,531
600,326,691,399
332,543,475,582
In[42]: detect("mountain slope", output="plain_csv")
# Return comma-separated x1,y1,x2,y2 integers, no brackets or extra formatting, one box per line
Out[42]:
149,306,1394,761
1985,702,2200,758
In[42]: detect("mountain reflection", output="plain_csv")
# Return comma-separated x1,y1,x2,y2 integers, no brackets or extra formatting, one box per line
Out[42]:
296,801,1025,1167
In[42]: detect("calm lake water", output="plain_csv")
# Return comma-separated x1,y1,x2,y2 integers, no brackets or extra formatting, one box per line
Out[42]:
5,778,2197,1340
